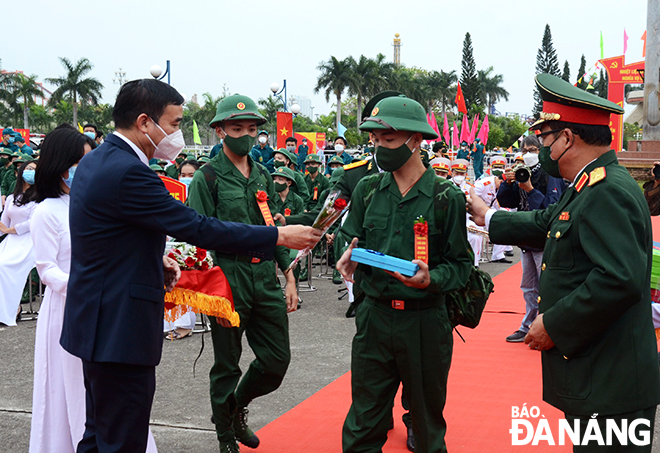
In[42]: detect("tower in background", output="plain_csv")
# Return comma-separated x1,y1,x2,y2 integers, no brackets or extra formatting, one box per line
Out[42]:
393,33,401,67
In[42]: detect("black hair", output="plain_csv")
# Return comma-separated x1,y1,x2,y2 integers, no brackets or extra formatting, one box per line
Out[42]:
334,136,347,146
84,135,97,150
178,159,201,175
522,135,541,150
13,160,38,207
546,121,612,147
112,79,184,129
83,124,98,133
34,127,86,202
54,123,77,131
285,136,297,144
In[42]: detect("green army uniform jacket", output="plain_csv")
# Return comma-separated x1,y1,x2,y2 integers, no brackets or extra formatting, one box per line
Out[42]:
290,170,310,202
341,166,473,301
490,150,660,416
272,190,305,218
186,150,292,271
165,164,179,179
1,169,16,196
304,172,331,211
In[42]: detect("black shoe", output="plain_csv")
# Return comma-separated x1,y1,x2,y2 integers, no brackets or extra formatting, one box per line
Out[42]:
491,258,512,264
505,251,514,257
406,427,415,452
332,269,343,284
506,330,526,343
219,439,240,453
234,407,260,448
345,302,356,318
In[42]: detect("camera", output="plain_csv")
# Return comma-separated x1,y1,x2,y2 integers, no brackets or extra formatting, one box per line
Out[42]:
513,163,531,183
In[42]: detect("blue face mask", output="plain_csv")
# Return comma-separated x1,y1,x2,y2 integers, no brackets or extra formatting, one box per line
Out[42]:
22,169,35,185
8,137,15,144
84,131,96,140
62,166,76,188
179,177,193,188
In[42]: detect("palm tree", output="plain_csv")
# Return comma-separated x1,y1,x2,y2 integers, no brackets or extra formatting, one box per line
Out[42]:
315,56,354,133
432,70,458,115
12,73,45,129
477,67,509,114
368,53,395,96
389,67,427,106
29,105,54,133
347,55,375,132
46,57,104,126
258,96,283,138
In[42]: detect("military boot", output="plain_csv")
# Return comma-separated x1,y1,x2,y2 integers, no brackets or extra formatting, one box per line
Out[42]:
219,438,240,453
299,259,308,281
332,268,343,284
233,407,260,448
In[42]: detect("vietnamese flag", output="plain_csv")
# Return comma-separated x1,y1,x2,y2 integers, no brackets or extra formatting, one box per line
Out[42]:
276,111,293,149
455,82,468,114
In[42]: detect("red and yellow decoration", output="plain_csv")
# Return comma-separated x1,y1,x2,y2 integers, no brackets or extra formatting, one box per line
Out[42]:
313,186,318,201
284,208,291,216
558,211,570,221
588,167,606,186
413,216,429,264
575,172,589,193
237,102,246,110
159,175,187,202
256,190,275,226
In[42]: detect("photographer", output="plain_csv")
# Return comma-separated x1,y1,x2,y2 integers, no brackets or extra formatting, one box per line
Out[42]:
497,135,567,343
643,161,660,216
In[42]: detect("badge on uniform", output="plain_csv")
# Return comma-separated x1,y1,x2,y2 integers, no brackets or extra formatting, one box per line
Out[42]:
559,212,570,221
588,167,606,186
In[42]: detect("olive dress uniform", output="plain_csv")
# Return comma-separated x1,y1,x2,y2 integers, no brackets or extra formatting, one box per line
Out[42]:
304,168,331,210
1,164,17,196
187,148,294,444
341,167,472,452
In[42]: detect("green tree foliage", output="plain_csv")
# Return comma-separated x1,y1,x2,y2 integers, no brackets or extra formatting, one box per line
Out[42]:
315,56,354,133
533,24,561,116
561,61,571,82
623,121,642,150
460,33,482,109
487,116,529,149
12,73,43,129
594,69,608,99
477,67,509,114
258,96,284,139
46,57,104,126
576,55,588,90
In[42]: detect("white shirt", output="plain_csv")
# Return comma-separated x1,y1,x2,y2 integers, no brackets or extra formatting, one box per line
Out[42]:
113,131,149,167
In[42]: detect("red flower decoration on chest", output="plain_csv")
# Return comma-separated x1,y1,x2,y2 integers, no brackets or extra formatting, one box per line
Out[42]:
333,198,347,210
284,208,292,216
256,190,269,202
413,222,428,236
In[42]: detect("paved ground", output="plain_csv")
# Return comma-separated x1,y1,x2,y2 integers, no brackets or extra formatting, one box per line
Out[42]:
2,251,659,452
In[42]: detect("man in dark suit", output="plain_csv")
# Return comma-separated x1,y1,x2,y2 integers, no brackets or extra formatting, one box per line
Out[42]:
60,79,321,453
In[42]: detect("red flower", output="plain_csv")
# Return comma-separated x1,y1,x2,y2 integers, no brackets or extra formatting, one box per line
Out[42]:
185,257,196,268
284,208,291,216
414,221,428,236
256,190,269,202
167,252,176,260
333,198,347,210
201,261,209,271
196,248,207,260
174,249,182,255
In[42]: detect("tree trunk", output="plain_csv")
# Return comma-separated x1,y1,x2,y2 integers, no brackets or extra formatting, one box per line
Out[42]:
336,93,342,135
73,91,78,127
24,104,29,129
356,94,362,134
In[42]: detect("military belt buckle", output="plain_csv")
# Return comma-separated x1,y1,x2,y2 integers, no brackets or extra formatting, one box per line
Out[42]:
392,300,405,310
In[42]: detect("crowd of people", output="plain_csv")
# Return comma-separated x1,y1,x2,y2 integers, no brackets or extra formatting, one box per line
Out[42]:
1,73,660,453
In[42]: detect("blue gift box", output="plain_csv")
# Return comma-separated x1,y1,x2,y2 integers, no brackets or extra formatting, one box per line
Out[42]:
351,248,419,277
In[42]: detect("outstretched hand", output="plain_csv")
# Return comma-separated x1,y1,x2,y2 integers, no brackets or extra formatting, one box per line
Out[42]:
277,225,323,250
385,260,430,289
336,238,359,283
467,187,489,227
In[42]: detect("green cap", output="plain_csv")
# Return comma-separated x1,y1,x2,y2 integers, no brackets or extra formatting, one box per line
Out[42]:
258,130,269,136
330,167,344,184
360,95,438,140
198,156,210,164
13,152,27,164
271,166,297,184
362,91,402,121
209,94,266,128
150,164,165,172
328,155,344,166
273,148,294,163
304,153,322,164
531,73,624,130
0,148,11,156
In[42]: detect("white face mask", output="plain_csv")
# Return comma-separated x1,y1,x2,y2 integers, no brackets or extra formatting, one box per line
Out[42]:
452,175,465,185
145,118,185,161
286,145,296,152
523,152,539,167
258,136,268,144
335,144,345,152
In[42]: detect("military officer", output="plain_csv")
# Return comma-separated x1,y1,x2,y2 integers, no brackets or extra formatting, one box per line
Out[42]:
187,94,300,453
469,73,660,452
470,137,485,179
457,140,469,160
337,94,473,453
430,157,451,178
165,151,188,179
303,153,330,210
297,137,310,171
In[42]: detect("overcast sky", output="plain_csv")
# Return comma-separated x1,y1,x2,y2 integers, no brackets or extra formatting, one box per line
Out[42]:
2,0,649,120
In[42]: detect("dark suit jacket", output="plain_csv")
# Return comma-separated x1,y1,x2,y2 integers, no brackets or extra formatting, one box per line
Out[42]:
60,133,278,366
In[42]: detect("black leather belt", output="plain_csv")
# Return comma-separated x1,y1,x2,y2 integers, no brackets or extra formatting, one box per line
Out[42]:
373,296,444,311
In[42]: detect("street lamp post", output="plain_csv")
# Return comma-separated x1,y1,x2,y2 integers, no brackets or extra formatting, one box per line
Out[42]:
270,80,288,111
150,60,171,85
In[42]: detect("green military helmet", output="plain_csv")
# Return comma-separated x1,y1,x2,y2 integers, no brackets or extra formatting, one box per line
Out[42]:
362,90,402,122
12,152,26,165
150,163,166,172
360,95,438,140
304,153,322,164
271,166,297,186
209,94,267,128
330,167,345,184
198,156,211,164
273,148,294,164
0,148,11,157
327,155,344,166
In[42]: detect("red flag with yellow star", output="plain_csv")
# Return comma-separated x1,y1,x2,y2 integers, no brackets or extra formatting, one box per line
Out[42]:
455,82,468,115
276,112,293,149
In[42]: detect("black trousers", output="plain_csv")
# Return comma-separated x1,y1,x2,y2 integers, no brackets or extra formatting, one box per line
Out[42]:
566,406,656,452
77,360,156,453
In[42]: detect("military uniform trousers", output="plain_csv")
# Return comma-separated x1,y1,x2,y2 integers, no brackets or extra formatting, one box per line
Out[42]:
209,256,290,442
342,297,453,453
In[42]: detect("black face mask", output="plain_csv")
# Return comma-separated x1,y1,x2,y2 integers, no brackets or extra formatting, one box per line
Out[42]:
539,134,570,179
374,135,415,172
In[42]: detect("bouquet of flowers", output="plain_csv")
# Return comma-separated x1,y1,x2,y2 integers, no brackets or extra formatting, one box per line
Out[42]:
285,190,350,272
164,242,239,327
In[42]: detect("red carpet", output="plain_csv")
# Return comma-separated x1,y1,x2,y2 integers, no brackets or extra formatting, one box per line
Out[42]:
256,264,572,452
653,216,660,243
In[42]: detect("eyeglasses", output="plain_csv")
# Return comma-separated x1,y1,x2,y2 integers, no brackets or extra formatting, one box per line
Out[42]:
536,129,564,146
521,147,539,154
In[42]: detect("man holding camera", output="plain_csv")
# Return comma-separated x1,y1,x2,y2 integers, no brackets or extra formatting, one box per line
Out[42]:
497,135,566,343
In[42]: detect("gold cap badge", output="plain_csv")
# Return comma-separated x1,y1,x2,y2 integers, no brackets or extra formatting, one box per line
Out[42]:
237,102,246,110
372,107,379,116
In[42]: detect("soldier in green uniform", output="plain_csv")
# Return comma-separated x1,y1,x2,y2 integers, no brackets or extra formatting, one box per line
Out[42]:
271,166,305,217
0,148,12,207
469,74,660,452
165,151,188,179
187,94,299,453
303,154,330,210
149,163,167,176
326,155,345,177
1,153,25,199
336,94,473,453
267,149,310,201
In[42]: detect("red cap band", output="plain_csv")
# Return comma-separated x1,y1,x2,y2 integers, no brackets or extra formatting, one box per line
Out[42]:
542,101,611,126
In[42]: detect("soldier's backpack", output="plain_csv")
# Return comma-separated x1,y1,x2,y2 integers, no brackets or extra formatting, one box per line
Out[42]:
360,172,494,330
